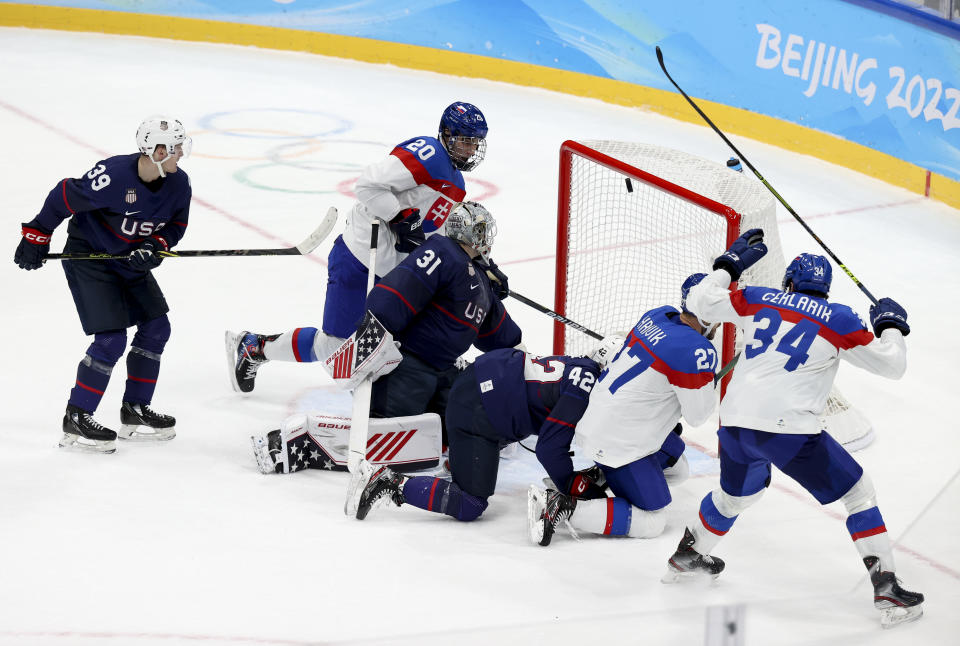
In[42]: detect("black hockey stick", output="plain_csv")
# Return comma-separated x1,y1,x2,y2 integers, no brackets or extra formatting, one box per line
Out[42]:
45,207,338,261
655,46,878,305
507,289,604,341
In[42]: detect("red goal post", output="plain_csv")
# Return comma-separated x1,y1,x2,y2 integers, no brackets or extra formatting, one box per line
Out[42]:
552,140,874,448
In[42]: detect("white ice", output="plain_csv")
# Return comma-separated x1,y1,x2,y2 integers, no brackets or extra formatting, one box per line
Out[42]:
1,28,958,646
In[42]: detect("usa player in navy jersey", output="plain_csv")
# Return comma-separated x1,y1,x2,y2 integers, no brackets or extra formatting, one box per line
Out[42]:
350,348,600,522
527,273,719,546
662,230,923,627
251,201,521,474
13,116,192,453
226,102,511,393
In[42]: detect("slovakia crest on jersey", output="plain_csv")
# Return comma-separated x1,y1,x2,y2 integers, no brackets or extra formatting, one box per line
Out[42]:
421,197,454,233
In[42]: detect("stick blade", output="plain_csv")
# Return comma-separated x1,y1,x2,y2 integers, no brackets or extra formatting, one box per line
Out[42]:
295,206,338,255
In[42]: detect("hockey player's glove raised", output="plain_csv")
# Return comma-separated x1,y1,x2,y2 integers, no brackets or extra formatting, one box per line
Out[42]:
322,311,403,391
870,297,910,337
485,258,510,300
15,223,51,270
389,208,426,254
128,238,164,271
566,465,608,500
713,228,767,280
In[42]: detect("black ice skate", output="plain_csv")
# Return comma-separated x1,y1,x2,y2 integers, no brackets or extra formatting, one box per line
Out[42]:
527,485,579,546
60,404,117,454
250,430,286,474
662,527,726,583
226,330,276,393
355,461,406,520
865,556,924,628
118,402,176,441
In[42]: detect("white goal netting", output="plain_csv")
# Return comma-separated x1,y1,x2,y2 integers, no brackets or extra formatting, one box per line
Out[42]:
554,140,873,449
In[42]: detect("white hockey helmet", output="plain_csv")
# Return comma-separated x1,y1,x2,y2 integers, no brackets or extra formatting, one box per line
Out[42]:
590,334,626,368
446,201,497,262
136,115,192,175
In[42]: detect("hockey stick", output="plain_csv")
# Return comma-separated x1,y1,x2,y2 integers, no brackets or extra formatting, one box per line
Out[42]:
485,271,604,341
344,220,381,516
45,206,338,261
655,46,878,305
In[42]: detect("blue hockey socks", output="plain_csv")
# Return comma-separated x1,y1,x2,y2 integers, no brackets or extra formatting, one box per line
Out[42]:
402,476,489,521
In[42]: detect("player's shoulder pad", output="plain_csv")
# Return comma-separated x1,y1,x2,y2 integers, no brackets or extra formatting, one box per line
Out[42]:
634,306,715,381
562,355,602,378
391,136,464,188
824,301,869,335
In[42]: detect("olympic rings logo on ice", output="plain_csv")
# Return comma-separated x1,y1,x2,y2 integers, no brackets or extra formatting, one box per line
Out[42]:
192,108,498,200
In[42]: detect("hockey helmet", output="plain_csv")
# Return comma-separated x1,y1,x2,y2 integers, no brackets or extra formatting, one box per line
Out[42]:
446,201,497,262
590,334,626,368
783,253,832,296
439,102,487,171
137,116,192,165
680,272,708,314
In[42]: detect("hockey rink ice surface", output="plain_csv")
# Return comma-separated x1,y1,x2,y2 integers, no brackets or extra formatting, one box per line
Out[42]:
2,28,959,646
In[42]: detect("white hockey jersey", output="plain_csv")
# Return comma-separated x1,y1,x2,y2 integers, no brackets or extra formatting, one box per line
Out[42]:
343,135,466,277
687,269,906,435
575,306,717,468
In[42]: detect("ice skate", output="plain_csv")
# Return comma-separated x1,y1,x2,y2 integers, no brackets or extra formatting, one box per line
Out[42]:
865,556,924,628
60,405,117,454
118,402,176,441
662,527,725,583
251,430,285,474
527,485,579,546
226,330,273,393
354,460,406,520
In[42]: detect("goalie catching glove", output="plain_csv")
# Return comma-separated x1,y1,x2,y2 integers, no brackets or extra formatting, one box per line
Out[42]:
322,311,402,390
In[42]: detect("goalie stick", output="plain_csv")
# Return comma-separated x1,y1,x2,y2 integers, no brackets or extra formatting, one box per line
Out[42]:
655,46,878,305
45,206,338,261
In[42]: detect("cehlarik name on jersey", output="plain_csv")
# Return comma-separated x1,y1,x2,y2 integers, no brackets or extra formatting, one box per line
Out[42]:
760,291,832,321
633,316,667,345
120,218,167,238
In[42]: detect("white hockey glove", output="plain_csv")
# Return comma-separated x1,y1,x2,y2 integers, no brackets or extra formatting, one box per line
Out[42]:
322,311,403,390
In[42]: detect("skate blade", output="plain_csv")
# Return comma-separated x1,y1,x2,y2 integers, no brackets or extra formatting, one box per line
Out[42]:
58,433,116,454
660,566,721,585
527,485,547,546
250,435,277,474
118,423,175,441
344,470,365,517
880,604,923,628
224,331,243,394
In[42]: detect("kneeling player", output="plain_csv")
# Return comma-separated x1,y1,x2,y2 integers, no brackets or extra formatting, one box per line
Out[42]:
349,347,602,522
528,273,719,545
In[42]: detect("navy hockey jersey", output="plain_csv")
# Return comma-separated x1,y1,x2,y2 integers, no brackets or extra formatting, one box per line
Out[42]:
474,349,600,490
365,235,521,369
29,153,191,255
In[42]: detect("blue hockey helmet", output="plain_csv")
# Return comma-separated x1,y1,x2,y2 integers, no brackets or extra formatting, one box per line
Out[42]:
680,272,708,313
439,102,488,171
727,157,743,172
783,253,832,296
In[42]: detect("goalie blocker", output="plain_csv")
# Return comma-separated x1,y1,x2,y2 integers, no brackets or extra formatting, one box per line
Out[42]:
251,411,442,474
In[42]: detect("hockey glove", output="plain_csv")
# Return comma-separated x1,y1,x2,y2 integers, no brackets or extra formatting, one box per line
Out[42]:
14,223,52,270
322,311,403,391
713,228,767,281
485,258,510,300
566,465,608,500
128,238,164,271
870,297,910,337
389,208,425,254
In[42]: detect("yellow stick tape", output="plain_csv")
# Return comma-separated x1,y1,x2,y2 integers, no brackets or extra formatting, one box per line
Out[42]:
3,4,958,210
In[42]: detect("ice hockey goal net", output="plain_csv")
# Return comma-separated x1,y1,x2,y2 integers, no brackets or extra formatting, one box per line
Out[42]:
553,140,873,450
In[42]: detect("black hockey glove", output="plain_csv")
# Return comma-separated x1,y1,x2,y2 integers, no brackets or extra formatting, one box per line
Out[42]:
566,465,608,500
128,238,164,271
713,228,767,281
870,297,910,337
389,208,425,254
14,223,52,271
486,258,510,300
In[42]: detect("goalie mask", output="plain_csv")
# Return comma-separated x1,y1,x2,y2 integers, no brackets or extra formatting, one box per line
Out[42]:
439,102,487,171
446,201,497,262
590,334,626,368
136,115,192,177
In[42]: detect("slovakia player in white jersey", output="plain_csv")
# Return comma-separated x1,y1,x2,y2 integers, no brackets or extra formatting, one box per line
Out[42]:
528,273,719,545
225,102,511,393
662,228,923,628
